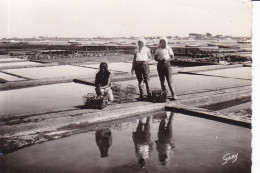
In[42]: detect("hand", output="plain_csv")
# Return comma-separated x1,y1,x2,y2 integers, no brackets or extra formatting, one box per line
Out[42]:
131,69,135,75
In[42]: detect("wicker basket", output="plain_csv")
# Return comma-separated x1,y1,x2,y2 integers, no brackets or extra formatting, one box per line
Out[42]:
110,83,137,103
111,83,122,103
124,84,137,102
83,93,108,109
151,89,167,103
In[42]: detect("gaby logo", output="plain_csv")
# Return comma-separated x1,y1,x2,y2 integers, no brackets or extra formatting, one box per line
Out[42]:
222,153,239,165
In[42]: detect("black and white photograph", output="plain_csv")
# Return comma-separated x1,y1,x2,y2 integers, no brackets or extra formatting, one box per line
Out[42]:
0,0,257,172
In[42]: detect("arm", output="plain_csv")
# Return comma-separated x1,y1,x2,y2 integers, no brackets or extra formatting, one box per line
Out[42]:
132,54,137,70
100,73,112,89
95,74,100,88
154,49,159,61
154,55,159,61
147,49,152,61
166,54,175,62
131,54,137,75
166,48,175,62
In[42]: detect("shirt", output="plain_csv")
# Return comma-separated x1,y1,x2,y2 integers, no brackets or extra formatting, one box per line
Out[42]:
155,46,174,60
95,71,111,87
134,47,151,61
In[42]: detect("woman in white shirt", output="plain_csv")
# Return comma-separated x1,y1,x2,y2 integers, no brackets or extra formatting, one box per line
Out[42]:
154,37,178,100
131,38,152,100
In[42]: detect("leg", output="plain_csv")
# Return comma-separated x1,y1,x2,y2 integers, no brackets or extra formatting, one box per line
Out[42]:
143,63,151,97
137,80,144,99
100,89,105,95
165,63,177,99
157,63,166,91
96,87,102,96
106,88,114,102
135,66,144,99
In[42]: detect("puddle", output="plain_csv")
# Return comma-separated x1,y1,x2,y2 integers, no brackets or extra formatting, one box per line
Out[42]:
2,65,98,79
1,112,251,173
0,83,95,116
195,67,251,80
0,72,26,82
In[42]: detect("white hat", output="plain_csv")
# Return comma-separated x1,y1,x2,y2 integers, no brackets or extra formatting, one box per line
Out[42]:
159,36,168,46
137,38,146,47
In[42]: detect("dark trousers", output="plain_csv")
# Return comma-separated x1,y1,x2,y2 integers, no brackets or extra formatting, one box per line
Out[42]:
157,61,172,91
135,62,150,96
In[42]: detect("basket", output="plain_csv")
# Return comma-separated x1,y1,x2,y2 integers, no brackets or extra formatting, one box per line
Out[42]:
123,84,137,102
83,93,108,109
111,83,122,103
110,83,137,103
151,89,167,103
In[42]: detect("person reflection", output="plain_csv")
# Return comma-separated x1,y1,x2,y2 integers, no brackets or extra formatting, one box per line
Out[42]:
132,116,153,169
95,128,112,158
156,112,175,166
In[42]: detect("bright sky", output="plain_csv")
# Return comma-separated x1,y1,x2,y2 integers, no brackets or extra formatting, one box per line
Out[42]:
0,0,252,38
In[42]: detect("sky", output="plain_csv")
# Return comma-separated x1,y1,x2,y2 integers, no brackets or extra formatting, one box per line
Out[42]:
0,0,252,38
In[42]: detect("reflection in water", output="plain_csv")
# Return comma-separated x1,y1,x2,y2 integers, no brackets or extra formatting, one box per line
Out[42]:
132,116,153,168
156,112,175,166
95,128,112,158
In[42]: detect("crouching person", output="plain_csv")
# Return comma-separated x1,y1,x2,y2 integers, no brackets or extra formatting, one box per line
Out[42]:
95,62,114,102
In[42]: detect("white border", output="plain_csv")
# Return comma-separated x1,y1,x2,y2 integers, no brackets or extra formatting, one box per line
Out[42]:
252,1,260,173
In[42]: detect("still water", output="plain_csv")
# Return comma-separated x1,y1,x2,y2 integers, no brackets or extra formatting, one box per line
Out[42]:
1,112,251,173
196,67,251,80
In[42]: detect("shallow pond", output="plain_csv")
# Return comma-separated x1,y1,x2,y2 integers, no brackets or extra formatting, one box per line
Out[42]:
1,112,251,173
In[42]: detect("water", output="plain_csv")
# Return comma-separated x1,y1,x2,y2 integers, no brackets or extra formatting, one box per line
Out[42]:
0,58,25,62
116,73,251,95
0,83,95,117
0,72,250,117
219,102,251,113
196,67,251,80
0,72,26,82
2,65,98,79
0,61,40,68
1,112,251,173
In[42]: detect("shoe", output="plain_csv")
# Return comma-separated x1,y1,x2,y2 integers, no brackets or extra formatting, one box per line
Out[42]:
169,96,178,101
138,95,144,101
147,94,152,101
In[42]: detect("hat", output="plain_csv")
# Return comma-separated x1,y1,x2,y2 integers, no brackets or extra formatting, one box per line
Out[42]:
137,38,146,47
159,37,168,46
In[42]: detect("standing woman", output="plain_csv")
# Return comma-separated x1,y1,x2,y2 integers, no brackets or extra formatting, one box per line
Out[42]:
154,37,178,100
95,62,114,102
131,38,152,100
